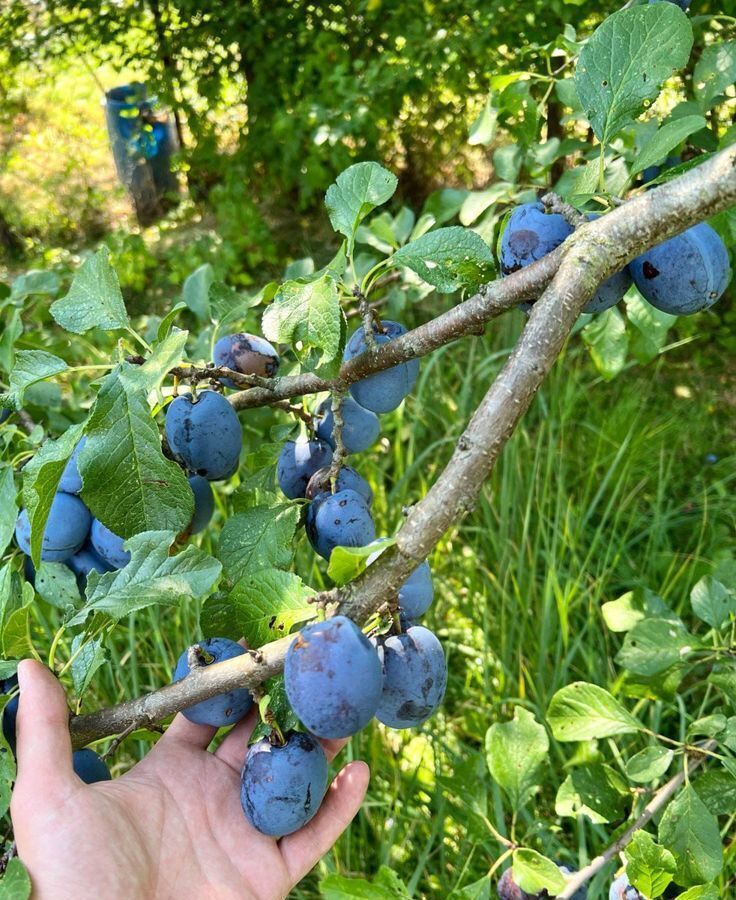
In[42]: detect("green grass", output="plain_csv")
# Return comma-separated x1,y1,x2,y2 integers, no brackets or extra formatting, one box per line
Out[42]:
32,310,735,898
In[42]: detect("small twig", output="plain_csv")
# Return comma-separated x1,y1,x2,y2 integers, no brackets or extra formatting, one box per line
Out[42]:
540,192,588,228
353,285,379,350
326,390,347,488
101,719,142,759
0,841,17,874
268,400,313,427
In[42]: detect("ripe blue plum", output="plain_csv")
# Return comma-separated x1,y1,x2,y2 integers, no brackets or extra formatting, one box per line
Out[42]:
172,638,253,727
305,489,376,561
343,320,419,414
609,874,642,900
15,493,91,562
58,436,87,494
240,731,328,836
165,390,242,481
375,625,446,729
72,748,112,784
398,562,434,619
629,223,731,315
90,519,131,569
213,333,280,388
315,396,380,454
67,542,114,587
188,475,215,534
1,675,18,755
305,465,373,506
284,615,383,738
277,438,333,499
499,202,573,275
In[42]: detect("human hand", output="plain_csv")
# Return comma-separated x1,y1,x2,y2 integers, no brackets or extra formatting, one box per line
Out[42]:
10,660,369,899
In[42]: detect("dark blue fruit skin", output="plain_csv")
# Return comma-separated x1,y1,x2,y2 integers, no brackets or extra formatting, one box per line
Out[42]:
609,874,642,900
284,615,383,739
398,562,434,619
188,475,215,534
343,320,419,414
305,489,376,561
277,439,333,500
315,396,380,455
58,436,87,494
2,675,18,756
375,625,447,729
15,493,91,563
584,215,633,314
213,333,280,388
629,223,731,315
165,390,242,481
305,465,373,506
72,749,111,784
67,542,114,586
0,409,10,424
499,202,573,276
173,638,253,727
240,731,328,836
90,519,131,569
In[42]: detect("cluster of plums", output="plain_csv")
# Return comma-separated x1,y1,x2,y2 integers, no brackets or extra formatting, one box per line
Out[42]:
500,200,731,316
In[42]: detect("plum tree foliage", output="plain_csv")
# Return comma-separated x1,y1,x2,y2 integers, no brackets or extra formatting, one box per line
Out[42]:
0,0,735,895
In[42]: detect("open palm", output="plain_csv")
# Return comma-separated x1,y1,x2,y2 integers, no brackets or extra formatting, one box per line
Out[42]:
10,660,369,899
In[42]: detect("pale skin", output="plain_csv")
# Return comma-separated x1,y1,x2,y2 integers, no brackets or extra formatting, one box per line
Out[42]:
10,659,370,899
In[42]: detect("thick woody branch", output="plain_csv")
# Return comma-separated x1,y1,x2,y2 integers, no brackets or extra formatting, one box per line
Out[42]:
69,145,736,748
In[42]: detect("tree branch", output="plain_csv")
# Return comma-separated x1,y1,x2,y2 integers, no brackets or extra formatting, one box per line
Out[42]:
69,145,736,749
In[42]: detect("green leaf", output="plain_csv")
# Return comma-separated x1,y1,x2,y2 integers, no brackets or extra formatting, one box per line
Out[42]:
2,582,34,658
0,309,23,374
67,531,221,626
0,467,17,557
250,675,300,743
581,308,629,381
485,707,549,811
468,96,498,146
262,274,342,369
601,588,674,632
70,634,108,697
34,562,81,611
138,330,189,390
219,505,300,583
218,570,314,649
391,227,495,294
448,878,490,900
625,746,673,783
694,41,736,111
625,830,676,898
555,763,627,824
548,682,641,741
22,423,85,567
693,770,736,816
625,293,676,363
325,162,398,255
690,577,735,629
630,115,707,177
616,618,697,676
676,887,719,900
459,184,512,227
210,282,262,330
0,858,31,899
320,865,409,899
79,365,193,539
574,5,693,143
10,269,60,302
512,850,566,896
658,785,723,886
8,350,68,406
50,247,129,334
0,694,17,817
182,263,214,322
327,538,395,586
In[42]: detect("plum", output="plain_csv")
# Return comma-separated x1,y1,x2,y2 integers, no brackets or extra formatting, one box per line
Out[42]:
277,438,333,500
15,493,91,563
213,333,280,388
72,748,111,784
240,731,328,836
315,396,380,454
630,222,730,315
583,215,633,314
0,409,10,424
305,489,376,561
67,541,114,587
343,320,419,414
284,615,383,738
188,475,215,534
375,625,446,729
398,562,434,619
609,874,643,900
305,465,373,506
499,202,573,275
165,390,242,481
172,638,253,728
58,436,87,494
1,675,18,755
90,519,131,569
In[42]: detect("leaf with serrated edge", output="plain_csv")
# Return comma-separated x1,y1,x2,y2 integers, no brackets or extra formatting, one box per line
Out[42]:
626,830,676,899
219,505,299,583
79,365,193,539
548,681,641,741
581,308,629,381
50,247,129,334
223,569,315,648
691,577,736,630
616,618,697,676
35,562,81,611
512,850,566,896
0,857,31,899
327,537,396,586
658,785,723,886
8,350,67,406
70,634,108,697
325,162,398,255
67,531,221,626
555,764,627,824
485,707,549,811
626,746,674,783
631,115,707,177
138,330,189,390
391,227,496,294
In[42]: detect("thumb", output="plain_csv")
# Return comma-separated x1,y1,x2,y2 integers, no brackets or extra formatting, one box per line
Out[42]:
13,659,74,795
